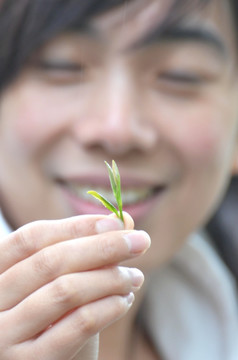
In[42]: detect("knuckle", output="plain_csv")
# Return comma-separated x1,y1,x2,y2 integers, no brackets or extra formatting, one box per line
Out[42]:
97,236,118,262
110,267,128,291
62,218,81,239
33,247,61,278
75,307,97,336
13,222,41,257
52,277,75,306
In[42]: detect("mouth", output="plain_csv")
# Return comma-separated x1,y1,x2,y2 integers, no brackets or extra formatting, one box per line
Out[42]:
57,177,166,220
70,184,160,205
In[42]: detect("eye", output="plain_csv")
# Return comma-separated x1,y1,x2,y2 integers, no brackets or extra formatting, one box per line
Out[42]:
158,71,204,85
154,70,207,98
33,59,86,84
36,60,85,72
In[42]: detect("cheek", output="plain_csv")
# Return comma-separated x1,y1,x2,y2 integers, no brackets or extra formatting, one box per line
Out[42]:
175,118,223,165
1,86,77,157
13,101,50,152
161,101,235,170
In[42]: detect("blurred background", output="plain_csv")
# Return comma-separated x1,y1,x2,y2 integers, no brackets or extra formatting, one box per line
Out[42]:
207,175,238,280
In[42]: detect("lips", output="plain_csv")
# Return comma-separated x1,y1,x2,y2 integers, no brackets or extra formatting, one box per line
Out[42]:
69,184,155,205
56,175,166,221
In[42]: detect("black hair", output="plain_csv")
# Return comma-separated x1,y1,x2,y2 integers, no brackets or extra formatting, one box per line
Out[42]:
0,0,235,91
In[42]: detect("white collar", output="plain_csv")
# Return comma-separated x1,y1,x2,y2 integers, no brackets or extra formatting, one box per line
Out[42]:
142,232,238,360
0,208,13,238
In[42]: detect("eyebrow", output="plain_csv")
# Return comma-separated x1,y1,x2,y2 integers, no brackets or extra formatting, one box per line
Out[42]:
70,22,228,59
131,27,228,58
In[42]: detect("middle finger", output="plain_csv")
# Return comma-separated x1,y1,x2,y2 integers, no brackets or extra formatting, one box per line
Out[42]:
0,230,150,309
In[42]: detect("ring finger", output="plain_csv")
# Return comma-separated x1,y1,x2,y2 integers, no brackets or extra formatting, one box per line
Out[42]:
6,266,144,342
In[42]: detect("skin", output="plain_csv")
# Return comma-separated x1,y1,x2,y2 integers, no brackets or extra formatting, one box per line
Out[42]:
0,0,237,359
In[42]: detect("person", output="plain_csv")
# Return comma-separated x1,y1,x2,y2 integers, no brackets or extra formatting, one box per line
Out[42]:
0,0,238,359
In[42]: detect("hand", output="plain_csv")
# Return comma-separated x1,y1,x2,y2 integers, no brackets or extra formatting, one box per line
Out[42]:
0,213,150,359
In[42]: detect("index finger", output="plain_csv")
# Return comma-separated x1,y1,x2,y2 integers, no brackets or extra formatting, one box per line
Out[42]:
0,212,134,273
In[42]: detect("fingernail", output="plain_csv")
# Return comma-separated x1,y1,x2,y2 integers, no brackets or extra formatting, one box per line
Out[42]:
96,217,124,233
124,292,135,306
129,268,144,290
123,231,151,255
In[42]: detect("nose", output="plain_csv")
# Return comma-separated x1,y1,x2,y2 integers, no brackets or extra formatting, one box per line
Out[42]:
70,65,158,156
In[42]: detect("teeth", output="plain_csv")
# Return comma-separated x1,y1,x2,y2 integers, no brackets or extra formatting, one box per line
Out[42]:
69,185,153,205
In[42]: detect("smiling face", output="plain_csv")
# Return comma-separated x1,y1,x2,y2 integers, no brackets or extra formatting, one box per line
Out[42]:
0,0,238,267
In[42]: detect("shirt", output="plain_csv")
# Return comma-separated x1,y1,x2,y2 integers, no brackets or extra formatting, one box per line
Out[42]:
142,232,238,360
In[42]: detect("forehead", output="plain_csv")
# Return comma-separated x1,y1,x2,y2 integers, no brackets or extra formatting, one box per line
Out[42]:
91,0,173,45
86,0,235,55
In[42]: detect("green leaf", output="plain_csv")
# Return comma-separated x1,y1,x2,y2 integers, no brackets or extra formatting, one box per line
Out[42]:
87,190,119,217
112,160,123,221
104,161,117,200
87,161,124,223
